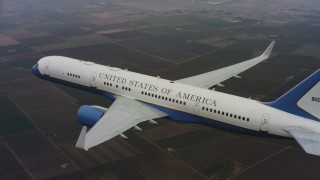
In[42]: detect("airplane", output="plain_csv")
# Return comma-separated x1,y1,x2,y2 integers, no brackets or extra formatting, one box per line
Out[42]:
32,41,320,156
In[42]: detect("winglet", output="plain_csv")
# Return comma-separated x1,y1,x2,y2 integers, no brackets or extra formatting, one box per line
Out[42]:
75,126,87,150
261,40,276,60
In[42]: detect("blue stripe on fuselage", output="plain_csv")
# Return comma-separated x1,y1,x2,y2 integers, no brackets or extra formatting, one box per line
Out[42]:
146,103,275,137
31,64,276,138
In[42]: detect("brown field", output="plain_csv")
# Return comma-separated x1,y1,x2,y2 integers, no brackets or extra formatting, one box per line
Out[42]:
1,0,320,179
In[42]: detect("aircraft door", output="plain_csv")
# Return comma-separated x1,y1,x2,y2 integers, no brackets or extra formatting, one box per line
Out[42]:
260,113,270,132
193,101,200,115
44,62,50,75
90,72,97,88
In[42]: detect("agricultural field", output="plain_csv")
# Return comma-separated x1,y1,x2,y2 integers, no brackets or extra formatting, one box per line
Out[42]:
1,0,320,179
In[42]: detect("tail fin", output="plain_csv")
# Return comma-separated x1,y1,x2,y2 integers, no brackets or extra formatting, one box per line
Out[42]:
267,69,320,121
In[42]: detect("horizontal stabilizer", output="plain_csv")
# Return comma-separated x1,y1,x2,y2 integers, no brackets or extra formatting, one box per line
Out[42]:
284,127,320,156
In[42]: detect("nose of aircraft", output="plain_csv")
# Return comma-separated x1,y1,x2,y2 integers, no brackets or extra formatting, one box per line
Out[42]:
32,57,48,77
32,63,41,77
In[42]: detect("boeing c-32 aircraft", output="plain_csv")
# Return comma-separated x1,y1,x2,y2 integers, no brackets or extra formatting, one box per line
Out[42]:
32,41,320,156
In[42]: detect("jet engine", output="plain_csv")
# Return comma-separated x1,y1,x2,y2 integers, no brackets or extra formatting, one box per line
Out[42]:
77,105,108,127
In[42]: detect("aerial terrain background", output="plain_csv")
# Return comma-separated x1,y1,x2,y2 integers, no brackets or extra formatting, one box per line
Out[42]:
0,0,320,179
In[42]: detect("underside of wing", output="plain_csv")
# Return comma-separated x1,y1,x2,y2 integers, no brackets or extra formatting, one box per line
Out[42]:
76,96,167,150
284,127,320,156
176,41,275,88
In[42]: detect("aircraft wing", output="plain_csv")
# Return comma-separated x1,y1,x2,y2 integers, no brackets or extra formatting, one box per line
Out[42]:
76,96,167,150
284,127,320,156
176,41,275,88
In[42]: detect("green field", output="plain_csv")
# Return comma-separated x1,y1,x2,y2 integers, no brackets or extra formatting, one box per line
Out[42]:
67,34,111,46
53,84,93,101
5,57,39,69
0,96,34,135
184,15,246,28
146,17,195,27
85,161,147,180
0,116,34,136
0,96,23,118
155,130,223,150
199,160,245,179
53,83,108,106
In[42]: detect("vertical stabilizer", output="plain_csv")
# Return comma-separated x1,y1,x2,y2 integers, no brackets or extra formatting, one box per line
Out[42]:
267,69,320,121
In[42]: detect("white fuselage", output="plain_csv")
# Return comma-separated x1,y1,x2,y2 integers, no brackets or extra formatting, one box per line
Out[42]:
36,56,320,138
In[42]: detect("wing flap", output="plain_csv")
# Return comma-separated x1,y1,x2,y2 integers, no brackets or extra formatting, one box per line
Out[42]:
76,96,167,150
284,127,320,156
177,41,275,88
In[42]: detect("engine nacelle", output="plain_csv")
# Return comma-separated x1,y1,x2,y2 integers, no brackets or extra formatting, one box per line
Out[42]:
77,105,106,127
